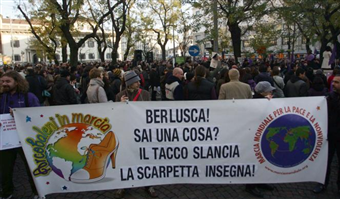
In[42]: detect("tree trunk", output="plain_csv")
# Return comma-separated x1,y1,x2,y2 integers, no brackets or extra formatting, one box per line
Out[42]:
335,41,340,59
228,23,242,59
161,45,166,61
111,42,120,65
305,37,311,53
69,44,79,67
62,45,67,63
319,37,328,65
99,50,105,62
124,46,132,61
97,43,105,62
111,50,118,65
54,54,60,65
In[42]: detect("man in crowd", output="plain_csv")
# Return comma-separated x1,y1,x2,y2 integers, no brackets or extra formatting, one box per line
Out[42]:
254,64,274,86
313,74,340,193
25,67,47,105
218,69,253,99
115,70,156,198
284,67,308,97
149,64,161,101
53,70,78,105
0,71,40,199
165,67,184,100
116,70,150,102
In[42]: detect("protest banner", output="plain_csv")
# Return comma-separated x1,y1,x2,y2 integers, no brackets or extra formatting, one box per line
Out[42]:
0,114,21,150
13,97,328,198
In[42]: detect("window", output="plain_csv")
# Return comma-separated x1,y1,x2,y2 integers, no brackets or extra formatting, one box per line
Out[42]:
14,54,21,61
88,53,95,59
270,40,277,45
106,53,112,59
281,38,288,45
88,40,95,48
12,40,20,48
79,53,86,60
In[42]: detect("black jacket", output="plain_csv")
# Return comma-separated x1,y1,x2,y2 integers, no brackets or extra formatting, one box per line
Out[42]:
284,75,308,97
254,72,274,86
328,92,340,140
108,77,121,102
53,77,78,105
25,74,47,103
185,78,217,100
149,69,161,87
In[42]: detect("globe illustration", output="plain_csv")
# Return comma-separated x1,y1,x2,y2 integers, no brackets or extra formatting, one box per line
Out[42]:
45,123,103,181
261,114,316,168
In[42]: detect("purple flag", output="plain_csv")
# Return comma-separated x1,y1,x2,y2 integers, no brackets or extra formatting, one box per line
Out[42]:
291,53,295,65
249,58,253,66
329,45,337,65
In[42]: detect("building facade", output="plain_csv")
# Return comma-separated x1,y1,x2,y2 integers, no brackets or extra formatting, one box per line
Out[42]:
0,15,119,65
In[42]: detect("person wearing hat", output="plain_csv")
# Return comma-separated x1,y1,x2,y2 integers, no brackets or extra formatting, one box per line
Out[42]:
52,69,78,105
245,81,276,197
115,70,150,102
115,70,156,198
254,81,276,99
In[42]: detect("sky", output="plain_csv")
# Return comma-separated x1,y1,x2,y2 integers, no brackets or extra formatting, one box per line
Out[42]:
0,0,28,18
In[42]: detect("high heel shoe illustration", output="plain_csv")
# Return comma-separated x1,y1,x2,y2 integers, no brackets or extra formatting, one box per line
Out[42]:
70,131,119,183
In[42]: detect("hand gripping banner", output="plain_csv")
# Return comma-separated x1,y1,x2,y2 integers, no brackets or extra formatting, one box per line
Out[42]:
13,97,328,198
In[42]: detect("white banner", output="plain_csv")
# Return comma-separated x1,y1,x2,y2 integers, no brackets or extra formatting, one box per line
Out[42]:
13,97,328,197
0,114,21,150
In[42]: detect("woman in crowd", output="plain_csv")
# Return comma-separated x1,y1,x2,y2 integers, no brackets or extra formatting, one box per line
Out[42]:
86,68,108,103
185,65,217,100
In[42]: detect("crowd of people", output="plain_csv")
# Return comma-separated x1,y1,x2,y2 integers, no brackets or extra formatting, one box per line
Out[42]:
0,52,340,199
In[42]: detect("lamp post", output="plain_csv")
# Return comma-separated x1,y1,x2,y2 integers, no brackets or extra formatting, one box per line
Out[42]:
173,24,176,68
213,0,218,52
10,15,14,64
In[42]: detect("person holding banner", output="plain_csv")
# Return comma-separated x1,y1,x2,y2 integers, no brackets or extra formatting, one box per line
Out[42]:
115,70,157,198
116,70,151,102
0,71,40,199
244,81,276,197
313,74,340,194
254,81,276,99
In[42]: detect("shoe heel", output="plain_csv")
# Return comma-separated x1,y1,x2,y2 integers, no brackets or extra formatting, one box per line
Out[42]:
110,144,119,168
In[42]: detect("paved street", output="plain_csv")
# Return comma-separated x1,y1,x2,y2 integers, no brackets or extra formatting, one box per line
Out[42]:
2,156,339,199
